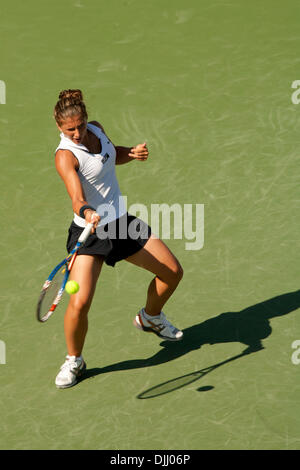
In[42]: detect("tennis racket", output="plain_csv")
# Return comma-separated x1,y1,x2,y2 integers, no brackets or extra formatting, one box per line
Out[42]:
36,223,93,323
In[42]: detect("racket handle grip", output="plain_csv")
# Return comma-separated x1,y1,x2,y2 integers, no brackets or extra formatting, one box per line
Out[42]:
78,222,93,243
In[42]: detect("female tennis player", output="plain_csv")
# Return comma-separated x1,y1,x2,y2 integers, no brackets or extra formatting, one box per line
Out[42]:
53,89,184,388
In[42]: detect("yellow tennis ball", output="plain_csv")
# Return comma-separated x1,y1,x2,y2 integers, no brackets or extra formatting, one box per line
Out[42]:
65,280,80,295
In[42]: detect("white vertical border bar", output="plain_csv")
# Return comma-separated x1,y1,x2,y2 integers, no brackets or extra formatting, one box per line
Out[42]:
0,340,6,364
0,81,6,104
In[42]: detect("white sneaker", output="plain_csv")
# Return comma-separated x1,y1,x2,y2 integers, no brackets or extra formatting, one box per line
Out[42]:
55,355,86,389
134,308,183,341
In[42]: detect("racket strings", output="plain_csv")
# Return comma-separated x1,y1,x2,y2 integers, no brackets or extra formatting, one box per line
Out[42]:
38,265,67,321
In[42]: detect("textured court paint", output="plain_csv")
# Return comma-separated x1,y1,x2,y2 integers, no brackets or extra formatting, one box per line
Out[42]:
1,0,300,450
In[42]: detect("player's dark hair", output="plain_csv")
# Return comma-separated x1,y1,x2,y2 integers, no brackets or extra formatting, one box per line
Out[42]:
54,89,88,125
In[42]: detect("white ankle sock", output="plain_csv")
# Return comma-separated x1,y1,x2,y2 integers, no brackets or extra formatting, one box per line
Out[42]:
142,308,161,320
67,355,83,362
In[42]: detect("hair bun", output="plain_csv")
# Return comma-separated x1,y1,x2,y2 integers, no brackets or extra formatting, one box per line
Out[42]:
58,89,83,102
54,89,88,125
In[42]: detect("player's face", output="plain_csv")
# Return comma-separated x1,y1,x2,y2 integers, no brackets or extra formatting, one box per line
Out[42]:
58,115,87,145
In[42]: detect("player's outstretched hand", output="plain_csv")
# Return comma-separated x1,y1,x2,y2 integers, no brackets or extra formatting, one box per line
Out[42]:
129,142,149,161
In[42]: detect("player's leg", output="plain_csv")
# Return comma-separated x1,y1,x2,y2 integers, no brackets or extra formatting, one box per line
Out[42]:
56,254,103,388
64,254,104,357
126,234,183,315
125,235,184,340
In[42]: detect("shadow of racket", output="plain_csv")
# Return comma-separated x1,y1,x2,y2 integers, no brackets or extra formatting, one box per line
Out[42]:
137,348,258,399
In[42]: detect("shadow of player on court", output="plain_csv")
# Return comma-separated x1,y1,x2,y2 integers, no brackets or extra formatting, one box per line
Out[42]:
82,289,300,396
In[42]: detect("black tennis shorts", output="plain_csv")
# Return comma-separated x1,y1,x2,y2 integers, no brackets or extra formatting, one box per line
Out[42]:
66,212,152,267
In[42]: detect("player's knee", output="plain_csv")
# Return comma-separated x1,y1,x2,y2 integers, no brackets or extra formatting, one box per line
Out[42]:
69,296,90,317
169,262,184,287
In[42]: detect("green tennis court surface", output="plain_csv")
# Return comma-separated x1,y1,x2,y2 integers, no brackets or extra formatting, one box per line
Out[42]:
1,0,300,450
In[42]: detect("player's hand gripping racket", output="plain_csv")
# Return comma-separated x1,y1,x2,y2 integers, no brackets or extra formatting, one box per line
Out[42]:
36,223,93,323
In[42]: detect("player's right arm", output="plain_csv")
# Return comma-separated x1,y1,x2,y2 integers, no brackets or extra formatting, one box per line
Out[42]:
55,149,100,228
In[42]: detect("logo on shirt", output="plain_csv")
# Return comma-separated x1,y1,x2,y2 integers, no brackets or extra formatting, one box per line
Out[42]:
101,153,110,164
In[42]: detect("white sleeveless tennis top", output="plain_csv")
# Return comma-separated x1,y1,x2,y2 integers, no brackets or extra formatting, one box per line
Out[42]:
56,123,127,227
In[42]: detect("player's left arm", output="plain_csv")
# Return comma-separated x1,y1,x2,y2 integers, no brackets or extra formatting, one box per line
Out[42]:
115,143,149,165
